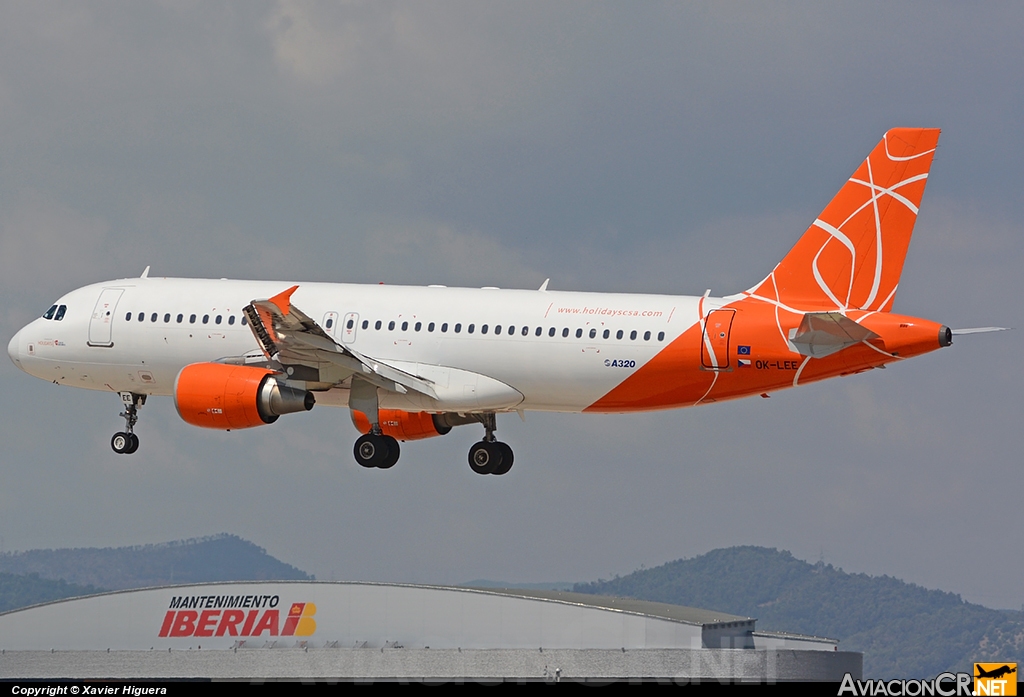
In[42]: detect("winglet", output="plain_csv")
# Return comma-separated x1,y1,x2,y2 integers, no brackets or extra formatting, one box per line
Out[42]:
268,285,299,315
140,265,150,279
539,278,550,292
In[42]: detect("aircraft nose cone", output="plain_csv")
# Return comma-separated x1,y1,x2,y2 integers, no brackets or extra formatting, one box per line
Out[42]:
8,329,21,367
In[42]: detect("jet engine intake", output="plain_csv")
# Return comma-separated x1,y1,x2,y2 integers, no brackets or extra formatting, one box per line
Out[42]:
174,363,314,430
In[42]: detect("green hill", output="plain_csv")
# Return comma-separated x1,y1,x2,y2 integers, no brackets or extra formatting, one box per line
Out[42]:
0,572,105,614
572,546,1023,678
0,534,312,591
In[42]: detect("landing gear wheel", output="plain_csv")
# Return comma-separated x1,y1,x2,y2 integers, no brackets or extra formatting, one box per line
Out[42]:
378,436,400,469
114,392,145,455
491,442,514,475
124,433,140,454
111,432,130,454
468,441,502,475
354,433,390,468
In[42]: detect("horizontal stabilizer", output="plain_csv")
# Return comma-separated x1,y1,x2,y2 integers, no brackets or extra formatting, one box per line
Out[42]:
951,327,1010,335
788,312,879,358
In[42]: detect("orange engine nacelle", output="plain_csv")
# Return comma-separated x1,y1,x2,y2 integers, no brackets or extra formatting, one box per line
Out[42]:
174,363,315,430
351,409,453,441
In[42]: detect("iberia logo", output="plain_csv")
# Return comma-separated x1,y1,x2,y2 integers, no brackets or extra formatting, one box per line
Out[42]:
974,663,1017,696
157,594,317,638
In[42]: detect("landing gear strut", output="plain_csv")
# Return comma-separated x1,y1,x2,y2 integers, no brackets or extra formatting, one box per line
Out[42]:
111,392,145,455
349,377,401,469
468,413,514,475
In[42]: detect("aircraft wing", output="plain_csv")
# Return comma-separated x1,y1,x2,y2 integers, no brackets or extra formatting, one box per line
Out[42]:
243,285,438,399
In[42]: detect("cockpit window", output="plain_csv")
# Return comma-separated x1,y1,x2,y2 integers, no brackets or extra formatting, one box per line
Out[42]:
54,305,67,321
43,305,57,320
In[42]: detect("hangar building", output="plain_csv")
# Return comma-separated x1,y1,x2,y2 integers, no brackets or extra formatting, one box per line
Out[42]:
0,581,860,681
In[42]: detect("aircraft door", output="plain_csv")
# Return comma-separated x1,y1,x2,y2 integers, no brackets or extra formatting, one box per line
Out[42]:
88,288,124,347
341,312,359,344
322,311,340,339
701,309,735,370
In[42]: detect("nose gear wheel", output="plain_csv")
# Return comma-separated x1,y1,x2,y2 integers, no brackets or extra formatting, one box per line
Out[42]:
111,393,145,455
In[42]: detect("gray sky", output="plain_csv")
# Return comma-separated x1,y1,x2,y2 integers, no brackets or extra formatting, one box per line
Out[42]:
1,2,1021,610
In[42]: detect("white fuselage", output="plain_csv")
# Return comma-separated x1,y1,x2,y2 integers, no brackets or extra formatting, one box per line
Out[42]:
9,277,705,413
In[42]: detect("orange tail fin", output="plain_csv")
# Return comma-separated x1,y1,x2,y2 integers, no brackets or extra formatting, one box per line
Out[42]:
747,128,940,313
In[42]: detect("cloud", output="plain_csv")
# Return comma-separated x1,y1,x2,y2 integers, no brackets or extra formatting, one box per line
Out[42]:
0,189,114,296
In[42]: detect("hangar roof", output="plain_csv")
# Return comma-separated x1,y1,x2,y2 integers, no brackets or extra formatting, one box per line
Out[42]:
465,586,754,626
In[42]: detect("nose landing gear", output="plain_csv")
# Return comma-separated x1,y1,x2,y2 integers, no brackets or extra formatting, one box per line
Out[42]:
111,392,145,455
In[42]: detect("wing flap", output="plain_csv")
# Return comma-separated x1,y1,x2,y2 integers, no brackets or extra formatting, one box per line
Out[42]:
244,287,438,399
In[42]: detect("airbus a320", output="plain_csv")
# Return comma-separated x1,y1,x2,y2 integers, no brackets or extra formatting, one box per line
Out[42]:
8,128,1000,474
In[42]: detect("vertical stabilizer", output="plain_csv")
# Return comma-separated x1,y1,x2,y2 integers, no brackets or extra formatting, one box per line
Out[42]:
747,128,940,312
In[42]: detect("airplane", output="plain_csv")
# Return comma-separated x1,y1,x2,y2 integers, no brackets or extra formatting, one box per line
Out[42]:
6,128,1003,475
975,665,1016,680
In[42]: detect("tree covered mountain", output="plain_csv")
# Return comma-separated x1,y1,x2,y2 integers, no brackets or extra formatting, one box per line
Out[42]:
573,546,1023,678
0,572,105,614
0,534,311,591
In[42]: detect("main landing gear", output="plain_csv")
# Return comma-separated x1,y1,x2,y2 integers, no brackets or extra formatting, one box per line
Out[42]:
468,413,514,476
353,432,400,469
111,392,145,455
349,378,401,469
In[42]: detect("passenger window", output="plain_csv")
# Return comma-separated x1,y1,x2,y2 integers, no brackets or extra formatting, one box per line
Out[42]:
644,330,651,341
441,323,448,333
125,312,133,321
454,323,462,333
139,313,145,322
428,322,435,332
616,330,623,340
548,327,555,337
603,329,610,339
575,328,583,338
388,321,395,331
325,318,334,329
658,331,665,341
507,326,514,335
203,315,209,324
215,315,222,325
164,313,171,323
241,315,248,326
630,330,637,340
535,327,542,336
562,328,569,338
522,326,529,336
43,305,58,320
468,324,475,334
190,314,197,324
228,315,236,325
589,328,596,339
401,321,408,331
177,314,183,323
415,321,421,332
492,325,499,335
347,319,354,329
375,320,382,330
361,320,368,330
151,313,158,322
481,324,489,335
